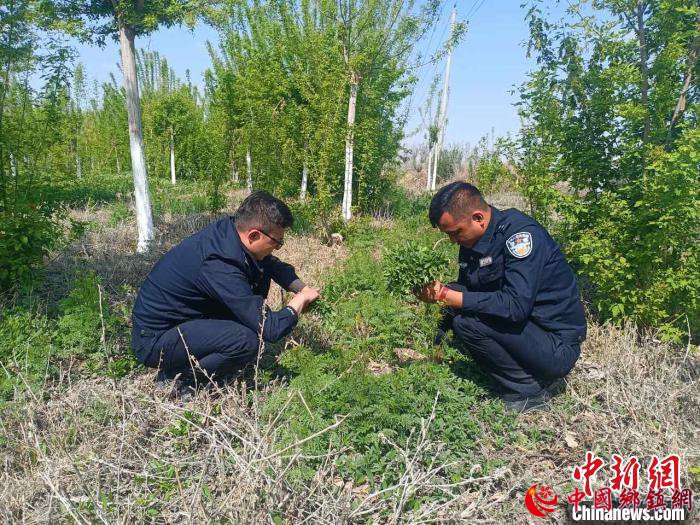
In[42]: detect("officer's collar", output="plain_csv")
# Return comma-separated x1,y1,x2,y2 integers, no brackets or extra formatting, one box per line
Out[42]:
469,206,502,255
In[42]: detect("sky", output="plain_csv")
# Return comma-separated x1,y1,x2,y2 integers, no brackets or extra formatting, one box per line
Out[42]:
69,1,554,149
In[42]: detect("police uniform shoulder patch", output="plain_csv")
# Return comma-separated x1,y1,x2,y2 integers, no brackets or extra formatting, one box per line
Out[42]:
506,232,533,258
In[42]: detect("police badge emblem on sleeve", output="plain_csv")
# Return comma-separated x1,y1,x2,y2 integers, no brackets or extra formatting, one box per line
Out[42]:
506,232,533,258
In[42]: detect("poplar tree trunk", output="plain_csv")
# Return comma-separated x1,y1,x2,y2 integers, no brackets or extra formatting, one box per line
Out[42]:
300,159,308,201
230,140,238,183
9,152,16,178
246,147,252,192
169,128,176,185
433,7,456,192
342,72,359,221
75,143,82,179
426,147,433,190
300,141,308,200
119,23,154,253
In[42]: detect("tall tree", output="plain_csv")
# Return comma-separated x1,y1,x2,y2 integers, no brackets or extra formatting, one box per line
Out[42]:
47,0,209,252
511,0,699,339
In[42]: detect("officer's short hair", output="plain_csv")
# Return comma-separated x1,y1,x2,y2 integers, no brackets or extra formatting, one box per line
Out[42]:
428,182,488,227
234,191,294,231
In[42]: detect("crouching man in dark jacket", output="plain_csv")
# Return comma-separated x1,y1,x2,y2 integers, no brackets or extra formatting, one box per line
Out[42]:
131,191,319,390
416,182,586,413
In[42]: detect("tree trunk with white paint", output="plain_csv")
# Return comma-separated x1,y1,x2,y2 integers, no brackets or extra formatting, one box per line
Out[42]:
430,145,439,190
426,147,433,190
119,23,154,253
76,151,82,179
9,152,16,178
433,7,456,192
230,140,238,183
300,142,308,200
342,72,359,221
169,127,176,185
246,147,252,192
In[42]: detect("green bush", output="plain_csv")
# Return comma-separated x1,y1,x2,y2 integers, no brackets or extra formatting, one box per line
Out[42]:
0,195,63,290
0,273,134,404
268,348,515,484
557,133,700,342
56,272,116,357
383,241,450,296
108,201,132,226
260,206,520,486
0,309,56,401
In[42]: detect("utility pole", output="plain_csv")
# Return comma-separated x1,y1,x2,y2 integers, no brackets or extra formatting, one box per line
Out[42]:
430,5,456,191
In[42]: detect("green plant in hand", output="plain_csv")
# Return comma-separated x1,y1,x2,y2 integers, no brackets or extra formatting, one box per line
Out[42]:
384,241,449,296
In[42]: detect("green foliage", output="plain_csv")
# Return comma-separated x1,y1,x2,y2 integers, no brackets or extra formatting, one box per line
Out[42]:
0,308,56,402
384,241,450,296
108,201,132,226
263,211,518,486
511,0,700,340
56,272,115,357
472,136,519,196
0,195,63,290
207,0,441,214
0,273,132,404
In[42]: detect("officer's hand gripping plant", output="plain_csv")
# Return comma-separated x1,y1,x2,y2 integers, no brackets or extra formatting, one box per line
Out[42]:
384,241,450,297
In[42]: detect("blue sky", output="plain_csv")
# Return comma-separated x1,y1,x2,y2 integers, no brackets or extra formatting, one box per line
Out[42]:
71,1,550,148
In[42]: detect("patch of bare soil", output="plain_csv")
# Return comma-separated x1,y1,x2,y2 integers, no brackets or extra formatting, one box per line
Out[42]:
266,236,347,308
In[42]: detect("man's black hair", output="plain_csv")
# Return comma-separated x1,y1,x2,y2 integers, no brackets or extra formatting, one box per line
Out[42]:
234,190,294,231
428,182,488,227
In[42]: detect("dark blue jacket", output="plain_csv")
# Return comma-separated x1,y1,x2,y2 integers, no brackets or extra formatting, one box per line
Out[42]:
132,216,303,343
456,207,586,343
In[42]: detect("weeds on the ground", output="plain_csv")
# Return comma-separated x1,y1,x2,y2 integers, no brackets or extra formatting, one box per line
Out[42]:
2,189,698,523
260,213,518,488
0,272,136,403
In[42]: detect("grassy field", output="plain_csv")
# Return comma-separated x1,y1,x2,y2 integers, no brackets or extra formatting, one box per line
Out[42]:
0,182,698,523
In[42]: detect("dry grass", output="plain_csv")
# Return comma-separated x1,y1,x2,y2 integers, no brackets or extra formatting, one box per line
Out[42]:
0,375,508,523
1,323,697,523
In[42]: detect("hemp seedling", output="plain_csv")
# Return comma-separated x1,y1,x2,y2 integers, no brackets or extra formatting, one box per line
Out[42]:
383,241,449,296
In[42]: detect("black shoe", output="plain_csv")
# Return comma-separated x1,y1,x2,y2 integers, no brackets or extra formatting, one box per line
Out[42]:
168,374,197,401
155,369,169,384
433,328,448,346
434,309,455,345
502,389,552,414
544,377,567,396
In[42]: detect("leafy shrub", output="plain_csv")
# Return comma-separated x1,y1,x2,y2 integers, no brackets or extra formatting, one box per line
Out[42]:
383,241,450,296
0,195,63,290
268,349,516,484
288,200,317,235
56,272,118,358
0,273,133,404
0,309,55,401
557,133,700,342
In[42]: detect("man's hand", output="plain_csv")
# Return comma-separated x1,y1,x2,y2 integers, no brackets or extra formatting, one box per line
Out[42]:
299,286,320,306
415,280,443,303
288,286,320,315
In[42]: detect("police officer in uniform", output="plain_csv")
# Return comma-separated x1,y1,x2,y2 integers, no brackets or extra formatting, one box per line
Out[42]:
416,182,586,413
132,191,320,393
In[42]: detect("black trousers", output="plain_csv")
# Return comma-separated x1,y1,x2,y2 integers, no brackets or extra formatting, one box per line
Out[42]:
444,287,580,396
133,319,260,380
